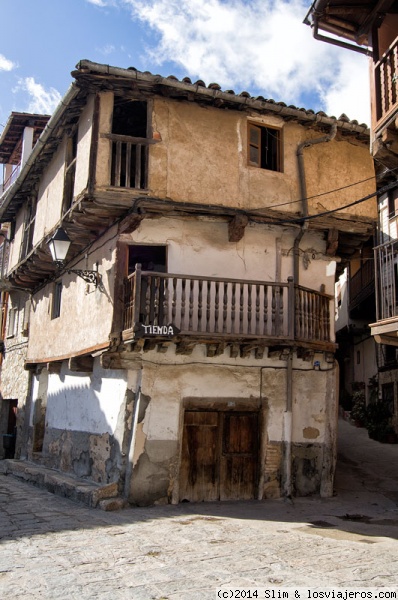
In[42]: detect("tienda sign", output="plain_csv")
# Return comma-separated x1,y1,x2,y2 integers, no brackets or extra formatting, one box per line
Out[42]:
135,323,180,338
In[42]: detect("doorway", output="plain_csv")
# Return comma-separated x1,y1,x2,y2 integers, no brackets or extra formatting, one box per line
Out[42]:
179,410,259,502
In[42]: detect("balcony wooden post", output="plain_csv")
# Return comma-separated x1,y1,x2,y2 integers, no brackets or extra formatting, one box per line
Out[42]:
133,263,142,325
288,276,295,339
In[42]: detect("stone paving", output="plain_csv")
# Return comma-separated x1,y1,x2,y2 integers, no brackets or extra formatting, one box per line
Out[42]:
1,419,398,599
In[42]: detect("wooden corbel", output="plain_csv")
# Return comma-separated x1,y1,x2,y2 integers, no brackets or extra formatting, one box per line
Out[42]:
228,214,249,243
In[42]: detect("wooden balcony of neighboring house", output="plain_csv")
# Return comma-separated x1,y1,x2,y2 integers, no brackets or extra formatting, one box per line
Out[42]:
348,259,375,318
372,36,398,149
120,265,335,357
1,163,21,195
0,239,10,284
371,239,398,342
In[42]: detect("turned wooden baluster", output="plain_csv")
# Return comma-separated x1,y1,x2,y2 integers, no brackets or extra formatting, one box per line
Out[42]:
145,276,152,325
223,282,228,333
231,282,236,334
214,281,220,333
255,285,260,335
172,278,177,326
247,284,252,334
180,278,186,331
206,280,212,333
239,283,244,334
160,278,168,326
295,287,302,339
125,143,132,187
188,279,194,331
263,285,268,335
198,279,203,332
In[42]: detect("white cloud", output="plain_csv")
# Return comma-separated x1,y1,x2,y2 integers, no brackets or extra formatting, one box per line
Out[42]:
119,0,371,124
97,43,116,55
321,53,370,125
17,77,62,114
86,0,117,6
0,53,17,72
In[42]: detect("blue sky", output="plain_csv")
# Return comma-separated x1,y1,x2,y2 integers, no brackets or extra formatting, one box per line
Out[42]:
0,0,371,130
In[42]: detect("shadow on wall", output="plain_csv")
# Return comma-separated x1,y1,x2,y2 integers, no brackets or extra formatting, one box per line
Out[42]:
28,359,132,488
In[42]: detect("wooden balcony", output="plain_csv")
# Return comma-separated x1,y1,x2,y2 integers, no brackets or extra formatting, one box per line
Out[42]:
102,133,157,190
373,36,398,133
348,260,375,314
122,266,334,355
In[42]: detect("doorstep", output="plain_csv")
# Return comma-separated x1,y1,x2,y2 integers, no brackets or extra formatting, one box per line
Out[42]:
0,459,122,509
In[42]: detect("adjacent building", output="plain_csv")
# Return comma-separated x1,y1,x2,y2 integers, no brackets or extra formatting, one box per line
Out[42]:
0,60,376,505
305,0,398,429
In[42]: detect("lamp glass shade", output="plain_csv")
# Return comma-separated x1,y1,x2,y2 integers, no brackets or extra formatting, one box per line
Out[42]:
48,228,71,264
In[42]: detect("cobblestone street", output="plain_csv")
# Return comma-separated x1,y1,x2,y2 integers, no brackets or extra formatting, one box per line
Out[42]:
2,419,398,600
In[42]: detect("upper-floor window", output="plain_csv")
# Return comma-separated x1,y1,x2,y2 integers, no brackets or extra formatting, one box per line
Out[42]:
110,98,148,189
62,131,78,214
51,281,62,320
248,123,282,172
19,197,37,262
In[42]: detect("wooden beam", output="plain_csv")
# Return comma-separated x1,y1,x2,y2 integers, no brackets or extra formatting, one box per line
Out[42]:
326,228,339,257
46,361,63,374
176,341,195,355
68,355,94,372
119,213,144,234
206,343,225,357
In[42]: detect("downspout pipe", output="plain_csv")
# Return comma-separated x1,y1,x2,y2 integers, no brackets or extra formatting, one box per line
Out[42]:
282,122,338,498
311,18,372,57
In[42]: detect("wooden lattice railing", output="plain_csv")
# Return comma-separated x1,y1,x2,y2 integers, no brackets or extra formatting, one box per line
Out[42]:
123,265,332,343
374,36,398,130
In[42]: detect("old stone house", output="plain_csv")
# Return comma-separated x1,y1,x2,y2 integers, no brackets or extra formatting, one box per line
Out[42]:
0,60,376,505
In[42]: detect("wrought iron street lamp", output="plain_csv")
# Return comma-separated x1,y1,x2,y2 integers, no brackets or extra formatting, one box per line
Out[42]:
48,227,99,287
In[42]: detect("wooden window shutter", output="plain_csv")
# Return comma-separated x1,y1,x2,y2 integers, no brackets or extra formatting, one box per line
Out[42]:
248,123,261,167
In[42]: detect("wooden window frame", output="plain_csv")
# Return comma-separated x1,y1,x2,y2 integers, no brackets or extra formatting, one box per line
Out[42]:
19,197,37,262
247,122,283,172
62,131,78,214
6,305,18,339
51,281,62,320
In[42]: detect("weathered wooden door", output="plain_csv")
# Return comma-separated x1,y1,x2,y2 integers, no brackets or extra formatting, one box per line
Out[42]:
179,411,219,502
220,412,259,500
179,410,259,502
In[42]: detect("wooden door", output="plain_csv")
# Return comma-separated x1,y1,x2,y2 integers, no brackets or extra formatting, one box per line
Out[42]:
179,411,219,502
220,412,259,500
179,410,259,502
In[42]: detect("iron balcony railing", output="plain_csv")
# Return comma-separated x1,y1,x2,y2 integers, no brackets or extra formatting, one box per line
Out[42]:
374,36,398,132
374,239,398,321
123,265,332,344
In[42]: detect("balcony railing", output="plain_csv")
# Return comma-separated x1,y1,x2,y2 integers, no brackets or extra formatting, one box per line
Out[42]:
123,266,332,345
374,36,398,131
2,163,21,194
374,239,398,321
103,133,150,189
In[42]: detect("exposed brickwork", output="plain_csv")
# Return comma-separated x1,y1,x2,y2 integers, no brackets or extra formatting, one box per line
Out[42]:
263,441,282,499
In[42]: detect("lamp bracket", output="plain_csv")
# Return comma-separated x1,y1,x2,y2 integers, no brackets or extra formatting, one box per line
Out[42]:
68,267,99,287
